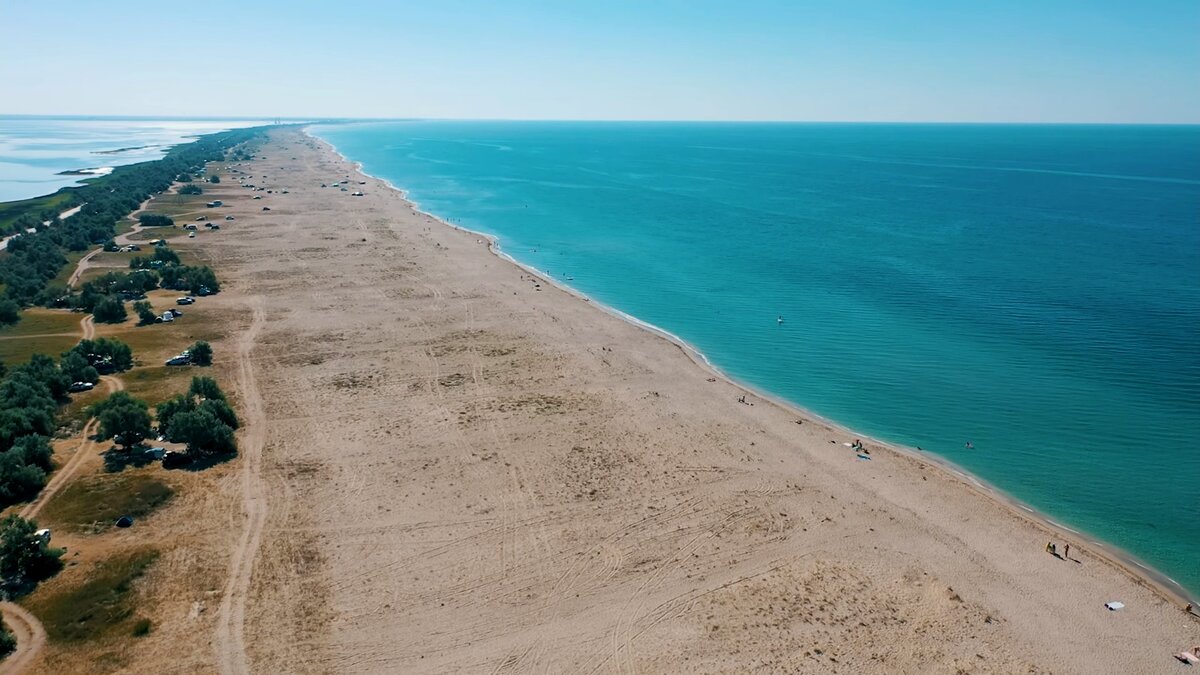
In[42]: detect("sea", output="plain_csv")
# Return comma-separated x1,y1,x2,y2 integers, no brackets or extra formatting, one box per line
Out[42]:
0,116,272,202
310,120,1200,599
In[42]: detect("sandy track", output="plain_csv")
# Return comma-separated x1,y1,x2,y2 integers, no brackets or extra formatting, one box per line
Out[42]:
213,298,267,675
0,603,45,675
66,250,101,289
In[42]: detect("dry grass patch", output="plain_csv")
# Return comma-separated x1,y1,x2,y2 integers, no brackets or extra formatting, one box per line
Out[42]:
0,308,81,365
40,472,174,534
24,547,160,644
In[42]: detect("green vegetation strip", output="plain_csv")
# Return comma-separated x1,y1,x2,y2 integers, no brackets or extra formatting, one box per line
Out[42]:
24,548,159,642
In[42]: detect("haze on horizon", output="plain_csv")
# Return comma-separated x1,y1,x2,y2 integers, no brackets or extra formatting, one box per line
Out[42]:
2,0,1197,124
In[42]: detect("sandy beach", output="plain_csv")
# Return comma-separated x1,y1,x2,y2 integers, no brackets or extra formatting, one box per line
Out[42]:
105,126,1199,674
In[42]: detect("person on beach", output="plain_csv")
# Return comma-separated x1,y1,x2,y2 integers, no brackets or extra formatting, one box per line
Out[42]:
1046,542,1056,555
1063,543,1070,560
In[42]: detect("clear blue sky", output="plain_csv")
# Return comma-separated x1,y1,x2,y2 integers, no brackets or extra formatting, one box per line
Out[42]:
2,0,1197,122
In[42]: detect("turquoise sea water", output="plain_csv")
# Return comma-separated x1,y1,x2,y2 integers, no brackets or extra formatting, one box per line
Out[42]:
0,116,270,202
312,121,1200,598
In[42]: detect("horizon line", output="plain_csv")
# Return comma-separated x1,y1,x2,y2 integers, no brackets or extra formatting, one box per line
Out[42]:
2,114,1199,126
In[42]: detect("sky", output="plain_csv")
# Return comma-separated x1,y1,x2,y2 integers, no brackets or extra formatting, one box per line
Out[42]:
1,0,1197,123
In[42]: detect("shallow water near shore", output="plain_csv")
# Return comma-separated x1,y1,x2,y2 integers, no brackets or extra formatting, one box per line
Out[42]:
0,116,269,202
312,120,1200,597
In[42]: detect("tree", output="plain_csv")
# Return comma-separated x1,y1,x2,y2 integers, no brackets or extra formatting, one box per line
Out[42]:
208,174,220,184
166,408,236,455
0,515,63,588
0,617,16,658
154,394,194,436
199,398,239,430
178,184,203,195
0,452,46,505
68,338,134,372
189,376,226,402
133,300,157,326
93,392,152,450
13,354,70,400
60,351,98,385
9,435,52,472
92,295,127,324
0,299,19,327
137,214,174,227
189,341,213,366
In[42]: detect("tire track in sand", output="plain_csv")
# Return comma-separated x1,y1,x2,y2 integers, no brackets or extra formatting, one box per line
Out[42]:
214,298,267,675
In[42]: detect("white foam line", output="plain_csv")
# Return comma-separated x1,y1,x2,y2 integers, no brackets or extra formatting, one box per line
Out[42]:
1047,520,1080,535
1019,506,1034,513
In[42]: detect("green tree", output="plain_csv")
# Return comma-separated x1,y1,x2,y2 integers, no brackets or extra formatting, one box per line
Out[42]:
93,392,152,450
9,435,52,472
0,298,20,327
0,515,63,589
166,408,236,455
189,341,213,366
0,617,16,658
133,300,157,326
189,376,226,402
154,394,194,436
14,354,70,400
178,184,203,195
0,452,46,505
137,214,174,227
60,351,99,385
208,174,220,184
68,338,134,372
92,295,127,324
198,398,239,430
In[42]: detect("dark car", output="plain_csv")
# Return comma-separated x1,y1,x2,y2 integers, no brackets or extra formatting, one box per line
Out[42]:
68,381,96,393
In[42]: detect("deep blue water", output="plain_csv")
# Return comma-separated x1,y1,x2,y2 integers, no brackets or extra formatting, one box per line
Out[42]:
312,121,1200,597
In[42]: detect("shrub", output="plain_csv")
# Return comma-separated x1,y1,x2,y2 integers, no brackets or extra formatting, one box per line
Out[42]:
208,175,220,184
189,341,213,366
92,296,127,324
92,392,152,450
178,184,202,195
0,515,64,590
133,300,157,326
0,299,20,327
0,618,14,657
137,214,174,227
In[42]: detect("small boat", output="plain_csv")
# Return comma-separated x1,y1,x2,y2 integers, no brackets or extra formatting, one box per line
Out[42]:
777,315,784,324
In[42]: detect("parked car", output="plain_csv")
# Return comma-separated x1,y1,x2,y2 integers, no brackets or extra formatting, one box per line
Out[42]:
188,231,196,238
262,206,271,211
143,447,166,460
196,216,207,221
68,381,95,393
169,308,183,318
162,450,191,469
165,355,191,366
176,296,195,305
225,215,235,220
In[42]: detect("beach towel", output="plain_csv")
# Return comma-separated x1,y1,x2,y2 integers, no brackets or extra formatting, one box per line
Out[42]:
1104,601,1124,611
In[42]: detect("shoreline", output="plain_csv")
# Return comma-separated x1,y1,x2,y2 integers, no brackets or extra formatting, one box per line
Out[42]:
305,126,1198,610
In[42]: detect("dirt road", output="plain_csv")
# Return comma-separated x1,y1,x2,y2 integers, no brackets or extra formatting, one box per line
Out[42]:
213,298,267,675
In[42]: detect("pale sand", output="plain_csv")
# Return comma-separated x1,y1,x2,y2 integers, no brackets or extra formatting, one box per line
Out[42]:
133,127,1197,673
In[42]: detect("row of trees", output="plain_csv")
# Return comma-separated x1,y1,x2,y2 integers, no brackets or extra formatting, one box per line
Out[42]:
0,126,265,319
93,372,235,457
0,339,134,507
65,262,220,324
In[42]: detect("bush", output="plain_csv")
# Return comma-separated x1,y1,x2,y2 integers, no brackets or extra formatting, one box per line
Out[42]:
189,341,212,366
132,617,152,637
0,515,64,590
0,618,14,657
0,453,46,505
137,214,174,227
208,175,220,184
92,392,152,450
67,338,133,372
167,408,236,455
92,296,127,324
133,300,156,326
0,298,20,327
178,184,202,195
60,351,99,384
